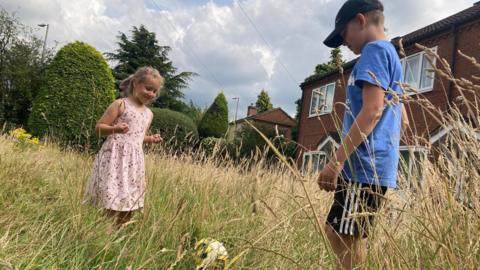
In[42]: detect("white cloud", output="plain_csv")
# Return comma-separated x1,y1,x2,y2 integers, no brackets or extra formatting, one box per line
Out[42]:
0,0,476,119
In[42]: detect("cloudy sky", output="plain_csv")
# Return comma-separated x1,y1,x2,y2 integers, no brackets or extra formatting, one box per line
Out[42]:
1,0,476,119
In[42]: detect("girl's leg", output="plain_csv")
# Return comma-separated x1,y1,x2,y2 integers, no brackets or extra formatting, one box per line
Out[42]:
117,211,133,225
105,209,134,227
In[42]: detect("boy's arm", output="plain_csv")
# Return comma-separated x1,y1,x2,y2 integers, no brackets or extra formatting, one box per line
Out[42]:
401,103,409,131
333,82,385,164
317,82,385,191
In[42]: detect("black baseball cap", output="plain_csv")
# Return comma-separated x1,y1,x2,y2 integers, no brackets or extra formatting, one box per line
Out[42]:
323,0,384,48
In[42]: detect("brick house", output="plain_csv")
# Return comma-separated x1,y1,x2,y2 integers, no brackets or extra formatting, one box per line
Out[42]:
228,104,296,139
296,3,480,181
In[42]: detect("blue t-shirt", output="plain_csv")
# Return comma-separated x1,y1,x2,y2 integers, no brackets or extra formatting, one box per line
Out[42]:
341,40,403,188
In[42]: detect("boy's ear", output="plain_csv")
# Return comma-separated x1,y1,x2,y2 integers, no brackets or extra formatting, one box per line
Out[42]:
355,13,368,28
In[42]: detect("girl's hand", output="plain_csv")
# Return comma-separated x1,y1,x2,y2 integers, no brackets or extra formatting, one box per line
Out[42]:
114,123,129,134
151,134,163,143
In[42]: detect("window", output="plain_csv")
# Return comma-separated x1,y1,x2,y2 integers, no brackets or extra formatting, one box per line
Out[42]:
400,47,437,94
398,146,428,188
309,83,335,116
302,151,327,173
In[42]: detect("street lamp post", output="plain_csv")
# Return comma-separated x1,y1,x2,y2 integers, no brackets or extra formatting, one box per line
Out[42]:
232,97,240,135
232,97,239,123
38,24,49,64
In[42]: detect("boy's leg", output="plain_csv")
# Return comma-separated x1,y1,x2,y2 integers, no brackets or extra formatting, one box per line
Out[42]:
325,179,387,270
325,224,367,270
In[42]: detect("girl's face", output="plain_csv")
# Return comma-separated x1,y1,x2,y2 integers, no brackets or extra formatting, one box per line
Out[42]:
133,76,162,104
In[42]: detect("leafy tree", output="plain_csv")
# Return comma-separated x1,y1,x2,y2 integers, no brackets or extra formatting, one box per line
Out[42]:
106,25,195,110
198,92,228,138
0,9,52,125
304,48,345,83
28,41,115,149
255,89,273,113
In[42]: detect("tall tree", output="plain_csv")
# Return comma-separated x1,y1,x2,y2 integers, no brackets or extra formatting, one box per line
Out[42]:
0,9,50,125
305,48,345,83
198,92,228,138
28,41,116,149
291,97,302,141
255,89,273,113
106,25,196,111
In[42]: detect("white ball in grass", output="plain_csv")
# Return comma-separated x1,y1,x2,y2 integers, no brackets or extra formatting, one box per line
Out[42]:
193,238,228,270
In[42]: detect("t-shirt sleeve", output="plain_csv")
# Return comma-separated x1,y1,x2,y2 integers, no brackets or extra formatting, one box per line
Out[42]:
354,43,391,91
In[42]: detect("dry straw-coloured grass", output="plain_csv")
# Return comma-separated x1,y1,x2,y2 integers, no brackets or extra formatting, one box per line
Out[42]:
0,47,479,269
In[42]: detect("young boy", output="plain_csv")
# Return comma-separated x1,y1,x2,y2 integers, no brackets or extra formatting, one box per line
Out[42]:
318,0,408,269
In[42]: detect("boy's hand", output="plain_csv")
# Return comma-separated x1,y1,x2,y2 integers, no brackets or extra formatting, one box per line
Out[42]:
151,134,163,143
114,123,129,134
317,160,343,192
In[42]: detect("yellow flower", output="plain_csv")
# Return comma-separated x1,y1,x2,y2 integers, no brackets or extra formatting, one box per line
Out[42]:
19,133,32,140
10,128,26,138
27,138,40,145
10,128,40,146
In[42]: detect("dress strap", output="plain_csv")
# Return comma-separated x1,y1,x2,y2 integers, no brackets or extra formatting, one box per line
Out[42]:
117,98,128,117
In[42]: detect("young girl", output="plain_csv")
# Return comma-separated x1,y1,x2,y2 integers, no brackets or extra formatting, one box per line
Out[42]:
83,66,164,226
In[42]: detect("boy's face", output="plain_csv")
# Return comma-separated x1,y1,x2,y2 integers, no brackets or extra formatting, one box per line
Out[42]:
341,14,368,55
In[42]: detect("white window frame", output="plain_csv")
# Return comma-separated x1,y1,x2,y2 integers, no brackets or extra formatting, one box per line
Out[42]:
317,136,340,150
398,145,429,186
430,124,480,144
308,82,336,117
400,46,438,95
302,136,339,173
302,151,327,173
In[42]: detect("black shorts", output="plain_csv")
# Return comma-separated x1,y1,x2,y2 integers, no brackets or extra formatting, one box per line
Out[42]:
326,178,388,238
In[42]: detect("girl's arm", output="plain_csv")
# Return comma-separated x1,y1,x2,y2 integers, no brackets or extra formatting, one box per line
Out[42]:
95,100,128,136
143,130,153,143
143,111,162,143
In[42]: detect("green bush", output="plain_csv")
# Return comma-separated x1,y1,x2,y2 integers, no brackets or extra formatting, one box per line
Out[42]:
28,41,115,149
150,108,199,149
234,123,296,160
235,124,276,158
199,137,239,161
198,92,228,138
200,137,226,155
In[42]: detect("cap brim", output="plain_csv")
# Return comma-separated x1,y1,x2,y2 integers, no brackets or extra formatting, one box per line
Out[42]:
323,26,343,48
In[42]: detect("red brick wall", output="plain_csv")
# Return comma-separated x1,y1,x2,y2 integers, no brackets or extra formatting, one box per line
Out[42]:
298,71,349,152
254,109,296,127
249,120,293,139
451,20,480,118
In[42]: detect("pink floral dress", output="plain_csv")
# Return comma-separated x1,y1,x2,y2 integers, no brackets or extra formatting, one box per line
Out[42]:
83,98,153,212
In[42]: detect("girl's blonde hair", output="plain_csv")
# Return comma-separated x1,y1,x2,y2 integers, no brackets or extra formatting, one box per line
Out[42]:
119,66,165,99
